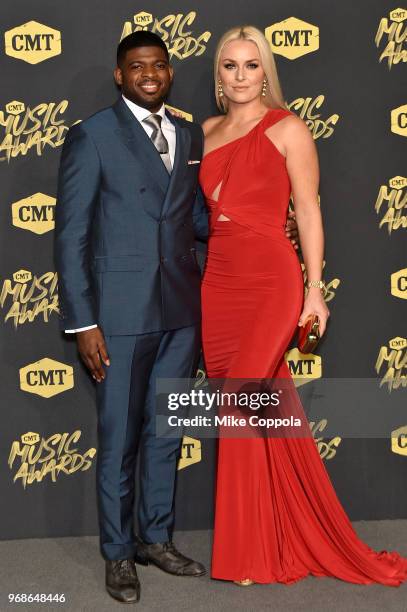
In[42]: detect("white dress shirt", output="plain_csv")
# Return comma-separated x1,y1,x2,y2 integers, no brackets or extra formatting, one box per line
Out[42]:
65,96,177,334
122,95,176,166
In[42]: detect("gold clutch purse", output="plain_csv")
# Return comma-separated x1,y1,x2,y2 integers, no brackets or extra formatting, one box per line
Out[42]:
298,314,320,353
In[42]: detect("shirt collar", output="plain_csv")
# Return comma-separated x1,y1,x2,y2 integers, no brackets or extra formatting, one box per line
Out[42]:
122,95,168,124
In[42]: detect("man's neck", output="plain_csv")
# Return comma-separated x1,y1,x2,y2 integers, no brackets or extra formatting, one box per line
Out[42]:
122,94,165,115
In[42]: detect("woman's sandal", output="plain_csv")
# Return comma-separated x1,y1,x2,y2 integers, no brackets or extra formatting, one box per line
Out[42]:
233,578,255,586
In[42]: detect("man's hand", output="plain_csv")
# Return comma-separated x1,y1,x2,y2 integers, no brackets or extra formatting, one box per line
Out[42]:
285,210,299,250
76,327,110,382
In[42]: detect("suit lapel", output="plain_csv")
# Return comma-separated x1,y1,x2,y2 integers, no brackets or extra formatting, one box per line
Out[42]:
161,110,190,217
112,99,191,218
113,98,170,196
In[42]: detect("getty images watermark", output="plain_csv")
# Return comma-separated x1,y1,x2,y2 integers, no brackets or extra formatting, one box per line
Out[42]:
155,378,313,439
156,377,407,439
166,387,302,429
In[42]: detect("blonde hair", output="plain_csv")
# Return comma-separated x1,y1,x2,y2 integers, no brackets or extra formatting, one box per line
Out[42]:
214,25,287,112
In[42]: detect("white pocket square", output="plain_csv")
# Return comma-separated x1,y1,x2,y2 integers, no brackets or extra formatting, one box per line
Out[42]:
187,160,201,165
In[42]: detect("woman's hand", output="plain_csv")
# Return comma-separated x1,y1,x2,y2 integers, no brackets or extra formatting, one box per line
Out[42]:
298,288,330,336
167,107,184,118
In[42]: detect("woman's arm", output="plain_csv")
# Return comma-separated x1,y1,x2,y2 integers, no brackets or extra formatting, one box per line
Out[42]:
284,116,330,335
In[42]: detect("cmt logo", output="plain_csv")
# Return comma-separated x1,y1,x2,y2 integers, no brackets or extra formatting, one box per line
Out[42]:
285,348,322,387
19,358,74,398
390,8,407,21
391,104,407,136
20,431,40,445
178,436,201,470
389,175,407,188
6,101,25,115
375,336,406,392
391,268,407,299
4,21,61,64
389,336,407,350
12,193,56,235
375,8,407,69
375,175,407,234
134,11,153,26
13,269,32,283
265,17,319,59
391,425,407,456
121,10,211,60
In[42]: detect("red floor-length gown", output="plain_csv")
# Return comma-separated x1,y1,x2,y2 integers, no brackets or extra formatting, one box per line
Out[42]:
199,107,407,585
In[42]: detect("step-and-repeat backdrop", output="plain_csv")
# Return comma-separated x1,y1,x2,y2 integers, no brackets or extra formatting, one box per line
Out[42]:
0,1,405,540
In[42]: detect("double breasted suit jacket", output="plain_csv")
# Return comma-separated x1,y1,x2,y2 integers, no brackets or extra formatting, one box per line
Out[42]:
55,97,208,335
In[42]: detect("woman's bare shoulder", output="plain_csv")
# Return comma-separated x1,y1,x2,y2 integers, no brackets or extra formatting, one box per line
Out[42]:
201,115,224,136
277,111,310,136
266,111,313,145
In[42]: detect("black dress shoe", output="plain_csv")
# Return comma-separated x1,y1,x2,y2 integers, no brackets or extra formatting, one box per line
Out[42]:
105,559,140,603
134,536,206,576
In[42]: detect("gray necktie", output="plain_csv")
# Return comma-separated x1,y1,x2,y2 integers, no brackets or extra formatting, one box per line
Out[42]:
143,114,172,174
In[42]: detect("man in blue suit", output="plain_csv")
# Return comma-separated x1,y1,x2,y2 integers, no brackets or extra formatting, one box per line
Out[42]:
55,31,208,603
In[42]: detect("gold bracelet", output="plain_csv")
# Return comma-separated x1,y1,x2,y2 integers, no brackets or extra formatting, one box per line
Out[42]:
307,280,325,290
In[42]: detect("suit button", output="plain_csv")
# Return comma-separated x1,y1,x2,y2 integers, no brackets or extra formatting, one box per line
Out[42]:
140,187,146,193
160,256,167,263
160,216,166,224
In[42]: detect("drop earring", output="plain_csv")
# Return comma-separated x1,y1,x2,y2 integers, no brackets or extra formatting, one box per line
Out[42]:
218,79,224,97
262,79,267,97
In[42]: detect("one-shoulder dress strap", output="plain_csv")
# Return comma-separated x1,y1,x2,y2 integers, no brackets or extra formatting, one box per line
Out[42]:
263,107,294,130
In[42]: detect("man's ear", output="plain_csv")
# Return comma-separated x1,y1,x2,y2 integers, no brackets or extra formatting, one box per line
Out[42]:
114,67,123,87
168,65,174,83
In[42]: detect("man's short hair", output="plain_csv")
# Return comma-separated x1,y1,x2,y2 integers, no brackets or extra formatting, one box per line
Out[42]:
117,31,169,65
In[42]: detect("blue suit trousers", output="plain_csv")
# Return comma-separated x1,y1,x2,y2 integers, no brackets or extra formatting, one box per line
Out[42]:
95,324,200,560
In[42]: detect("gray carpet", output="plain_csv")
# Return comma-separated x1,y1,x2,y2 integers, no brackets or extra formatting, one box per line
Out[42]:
1,521,407,611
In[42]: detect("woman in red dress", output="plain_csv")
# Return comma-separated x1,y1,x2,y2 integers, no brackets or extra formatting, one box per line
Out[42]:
199,25,407,587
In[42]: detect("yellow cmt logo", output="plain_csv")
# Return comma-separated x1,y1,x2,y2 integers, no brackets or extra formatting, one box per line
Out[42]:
12,269,32,283
375,175,407,234
5,21,61,64
134,12,153,27
391,104,407,136
375,8,407,68
20,432,40,445
390,8,407,22
389,175,407,189
375,337,406,392
391,268,407,299
19,358,74,398
389,336,407,350
12,193,56,235
121,10,211,60
285,347,322,387
265,17,319,59
5,101,25,115
391,425,407,456
178,436,201,470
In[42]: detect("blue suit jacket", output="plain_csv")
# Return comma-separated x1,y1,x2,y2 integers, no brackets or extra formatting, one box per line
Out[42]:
54,98,208,335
